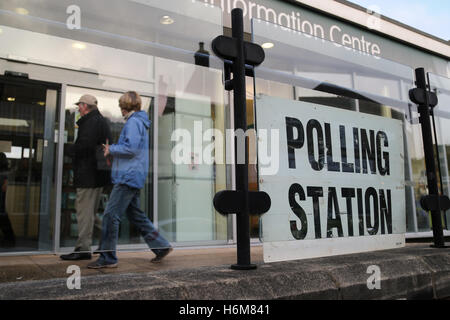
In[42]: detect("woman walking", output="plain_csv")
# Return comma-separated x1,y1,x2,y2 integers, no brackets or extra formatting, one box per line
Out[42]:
88,91,172,268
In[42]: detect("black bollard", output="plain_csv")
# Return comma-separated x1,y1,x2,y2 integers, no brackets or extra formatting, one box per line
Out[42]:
410,68,448,248
211,8,269,270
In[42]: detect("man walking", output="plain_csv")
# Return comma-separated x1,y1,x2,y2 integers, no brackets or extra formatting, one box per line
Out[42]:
88,91,172,269
61,94,112,261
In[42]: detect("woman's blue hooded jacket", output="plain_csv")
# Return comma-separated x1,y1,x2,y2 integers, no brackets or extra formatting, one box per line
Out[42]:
109,111,150,189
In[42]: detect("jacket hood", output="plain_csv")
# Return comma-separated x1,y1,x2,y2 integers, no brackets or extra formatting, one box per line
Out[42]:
130,110,151,129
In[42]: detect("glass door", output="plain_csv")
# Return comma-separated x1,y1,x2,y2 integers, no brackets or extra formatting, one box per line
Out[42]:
0,75,58,252
60,86,154,248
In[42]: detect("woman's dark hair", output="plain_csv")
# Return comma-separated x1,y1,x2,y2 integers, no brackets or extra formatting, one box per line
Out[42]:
0,152,9,171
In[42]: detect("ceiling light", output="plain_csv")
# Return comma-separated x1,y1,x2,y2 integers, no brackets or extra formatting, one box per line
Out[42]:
160,15,174,25
15,8,29,15
72,42,86,50
7,97,15,102
37,101,45,106
261,42,274,49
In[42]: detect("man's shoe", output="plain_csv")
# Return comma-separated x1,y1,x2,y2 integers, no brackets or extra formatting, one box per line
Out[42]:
60,251,92,261
87,259,118,269
93,248,102,255
151,247,173,263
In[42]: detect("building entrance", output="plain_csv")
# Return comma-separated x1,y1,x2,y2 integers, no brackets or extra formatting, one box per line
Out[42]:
0,75,58,252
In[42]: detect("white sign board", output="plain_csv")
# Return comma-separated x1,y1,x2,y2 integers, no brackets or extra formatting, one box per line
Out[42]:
256,95,406,263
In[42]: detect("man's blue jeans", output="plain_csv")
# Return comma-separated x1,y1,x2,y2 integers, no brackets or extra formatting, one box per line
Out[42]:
98,184,171,264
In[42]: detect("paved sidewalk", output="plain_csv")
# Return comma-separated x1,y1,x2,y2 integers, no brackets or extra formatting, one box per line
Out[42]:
0,243,449,300
0,245,263,283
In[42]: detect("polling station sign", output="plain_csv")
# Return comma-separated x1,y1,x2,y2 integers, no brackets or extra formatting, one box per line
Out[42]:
256,95,406,263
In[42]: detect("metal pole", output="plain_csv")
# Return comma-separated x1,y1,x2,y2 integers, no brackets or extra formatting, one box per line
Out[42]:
415,68,446,247
212,8,266,269
231,8,255,270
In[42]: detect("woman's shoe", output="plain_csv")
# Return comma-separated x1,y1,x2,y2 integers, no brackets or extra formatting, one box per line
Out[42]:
151,247,173,263
87,259,118,269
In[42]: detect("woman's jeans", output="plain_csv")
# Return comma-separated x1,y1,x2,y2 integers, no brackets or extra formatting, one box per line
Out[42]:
99,184,171,264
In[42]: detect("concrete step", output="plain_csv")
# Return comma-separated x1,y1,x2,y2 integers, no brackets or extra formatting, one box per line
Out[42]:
0,244,449,300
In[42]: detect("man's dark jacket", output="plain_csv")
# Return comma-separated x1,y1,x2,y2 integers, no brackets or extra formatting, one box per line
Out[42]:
66,109,112,188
